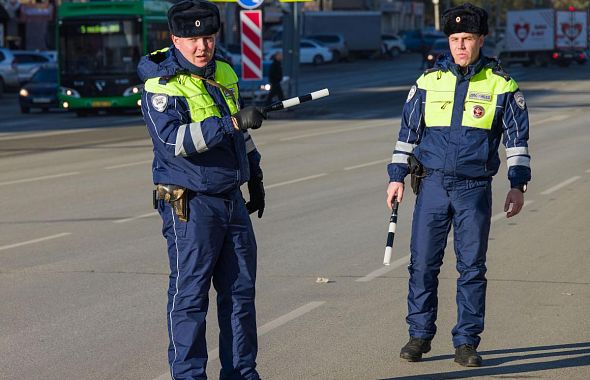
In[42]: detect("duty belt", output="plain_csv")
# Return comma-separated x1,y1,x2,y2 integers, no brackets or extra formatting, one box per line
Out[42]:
153,184,188,222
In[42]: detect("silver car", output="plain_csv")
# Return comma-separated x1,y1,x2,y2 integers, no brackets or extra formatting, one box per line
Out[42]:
13,51,53,84
0,48,53,94
0,48,20,93
306,34,349,62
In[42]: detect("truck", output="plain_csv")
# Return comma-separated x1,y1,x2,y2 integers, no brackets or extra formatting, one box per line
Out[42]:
301,11,382,56
499,8,588,67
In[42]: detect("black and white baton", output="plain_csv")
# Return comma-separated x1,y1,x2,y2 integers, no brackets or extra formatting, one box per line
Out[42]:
383,198,400,266
264,88,330,113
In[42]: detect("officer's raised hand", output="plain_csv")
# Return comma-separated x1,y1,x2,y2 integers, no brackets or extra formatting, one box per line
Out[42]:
246,176,265,218
233,106,267,130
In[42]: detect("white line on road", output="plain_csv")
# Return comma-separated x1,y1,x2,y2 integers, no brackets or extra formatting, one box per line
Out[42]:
279,119,397,142
344,159,390,171
541,176,581,195
113,211,158,224
356,255,410,282
0,172,80,187
0,128,96,141
357,200,536,282
104,160,152,170
151,301,325,380
0,233,72,252
266,173,328,189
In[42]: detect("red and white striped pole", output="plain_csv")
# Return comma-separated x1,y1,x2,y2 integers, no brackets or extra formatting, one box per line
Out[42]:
240,10,263,80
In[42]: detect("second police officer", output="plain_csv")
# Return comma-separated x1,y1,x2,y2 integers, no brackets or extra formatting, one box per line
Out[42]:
138,0,267,378
386,3,531,367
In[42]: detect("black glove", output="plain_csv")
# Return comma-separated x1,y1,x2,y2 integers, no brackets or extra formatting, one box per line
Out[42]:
233,106,267,130
246,177,265,218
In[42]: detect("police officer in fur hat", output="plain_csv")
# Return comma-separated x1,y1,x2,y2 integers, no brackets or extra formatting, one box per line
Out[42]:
138,1,266,378
386,3,531,367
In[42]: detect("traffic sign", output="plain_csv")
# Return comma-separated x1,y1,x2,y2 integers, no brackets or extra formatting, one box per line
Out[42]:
240,10,263,80
236,0,263,10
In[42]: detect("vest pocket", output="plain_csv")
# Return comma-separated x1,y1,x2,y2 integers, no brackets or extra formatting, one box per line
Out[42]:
425,91,454,127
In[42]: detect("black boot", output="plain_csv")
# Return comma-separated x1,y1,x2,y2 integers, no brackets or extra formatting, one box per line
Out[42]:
454,344,482,367
400,337,431,362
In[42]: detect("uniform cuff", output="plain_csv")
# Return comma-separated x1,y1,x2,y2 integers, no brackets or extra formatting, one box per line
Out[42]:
388,163,409,183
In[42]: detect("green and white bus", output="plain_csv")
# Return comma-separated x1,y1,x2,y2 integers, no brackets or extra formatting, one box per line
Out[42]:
57,0,172,116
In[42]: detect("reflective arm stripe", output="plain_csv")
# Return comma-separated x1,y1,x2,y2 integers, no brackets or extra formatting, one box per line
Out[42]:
392,153,409,164
506,146,530,168
175,124,187,156
395,141,416,153
506,146,529,157
174,122,208,156
243,130,256,153
507,155,530,167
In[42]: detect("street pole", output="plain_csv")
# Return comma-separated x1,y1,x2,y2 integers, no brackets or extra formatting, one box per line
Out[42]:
433,0,440,31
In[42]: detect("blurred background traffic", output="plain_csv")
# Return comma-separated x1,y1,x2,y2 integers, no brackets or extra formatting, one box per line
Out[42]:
0,0,588,116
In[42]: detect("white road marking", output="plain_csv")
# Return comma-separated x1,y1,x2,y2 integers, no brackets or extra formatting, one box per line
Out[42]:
151,301,325,380
104,160,152,170
0,233,71,252
0,128,96,141
114,211,158,224
0,172,80,187
279,119,397,142
266,173,328,189
344,159,390,171
541,176,581,195
358,200,536,282
356,255,410,282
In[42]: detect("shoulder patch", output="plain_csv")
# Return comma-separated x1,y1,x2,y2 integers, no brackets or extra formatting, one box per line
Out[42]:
151,94,168,112
514,91,526,110
406,85,417,103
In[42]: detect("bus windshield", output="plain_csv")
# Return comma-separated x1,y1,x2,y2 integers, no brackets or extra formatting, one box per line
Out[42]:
59,18,142,75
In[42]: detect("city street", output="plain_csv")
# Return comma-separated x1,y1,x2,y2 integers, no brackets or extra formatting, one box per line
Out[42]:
1,54,589,379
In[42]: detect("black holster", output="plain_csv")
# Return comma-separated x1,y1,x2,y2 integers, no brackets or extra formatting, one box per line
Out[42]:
408,155,426,195
153,185,188,222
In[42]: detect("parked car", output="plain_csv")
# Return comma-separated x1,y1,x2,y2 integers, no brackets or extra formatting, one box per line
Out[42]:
18,65,59,113
381,34,407,57
234,61,290,106
264,39,333,65
425,38,497,68
13,51,53,84
306,34,349,61
399,30,446,52
0,48,20,93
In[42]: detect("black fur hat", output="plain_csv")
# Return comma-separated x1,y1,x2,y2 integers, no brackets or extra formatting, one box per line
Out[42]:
442,3,488,36
168,0,220,38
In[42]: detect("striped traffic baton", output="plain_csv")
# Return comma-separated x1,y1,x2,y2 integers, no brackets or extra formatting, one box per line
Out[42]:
383,198,400,266
264,88,330,113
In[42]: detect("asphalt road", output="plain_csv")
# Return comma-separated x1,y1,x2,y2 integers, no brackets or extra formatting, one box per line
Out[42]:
1,54,589,380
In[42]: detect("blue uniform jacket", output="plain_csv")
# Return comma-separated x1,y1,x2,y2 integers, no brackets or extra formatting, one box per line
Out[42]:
138,47,262,194
389,54,531,188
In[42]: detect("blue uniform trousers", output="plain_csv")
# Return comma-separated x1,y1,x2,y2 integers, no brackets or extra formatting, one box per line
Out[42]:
158,190,259,380
407,171,492,348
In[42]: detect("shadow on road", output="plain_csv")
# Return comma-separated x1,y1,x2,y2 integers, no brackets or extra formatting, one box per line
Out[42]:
380,342,590,380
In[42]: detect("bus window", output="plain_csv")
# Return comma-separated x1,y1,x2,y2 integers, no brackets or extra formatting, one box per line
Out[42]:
59,18,142,75
147,22,170,53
